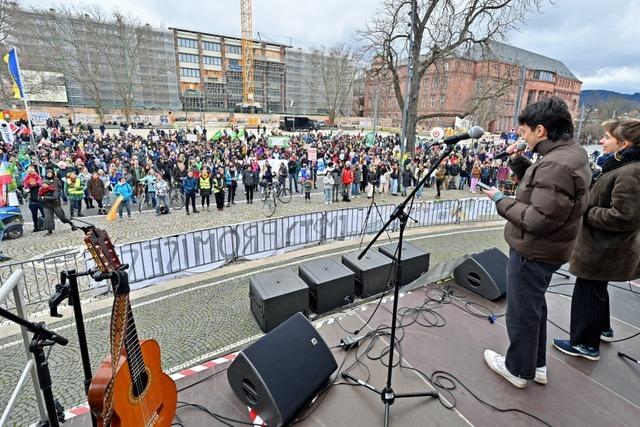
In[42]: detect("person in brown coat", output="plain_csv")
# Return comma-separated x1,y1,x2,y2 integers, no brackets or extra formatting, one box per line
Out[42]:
553,118,640,360
481,97,591,388
88,172,107,214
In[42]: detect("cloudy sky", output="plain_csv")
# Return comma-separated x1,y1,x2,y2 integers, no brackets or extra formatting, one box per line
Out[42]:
23,0,640,94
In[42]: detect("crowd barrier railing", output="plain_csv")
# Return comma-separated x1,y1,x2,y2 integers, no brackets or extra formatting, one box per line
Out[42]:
0,198,499,312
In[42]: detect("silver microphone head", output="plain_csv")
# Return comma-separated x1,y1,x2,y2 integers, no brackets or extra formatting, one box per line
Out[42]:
516,142,528,151
468,126,484,139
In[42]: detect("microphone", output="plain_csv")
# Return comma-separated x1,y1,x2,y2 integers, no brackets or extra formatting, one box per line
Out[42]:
440,126,484,145
494,142,527,160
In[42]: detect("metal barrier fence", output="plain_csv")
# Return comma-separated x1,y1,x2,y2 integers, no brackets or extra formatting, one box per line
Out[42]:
0,269,47,425
0,198,499,312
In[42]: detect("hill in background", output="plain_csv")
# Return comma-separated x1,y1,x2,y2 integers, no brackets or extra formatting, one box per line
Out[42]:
580,90,640,107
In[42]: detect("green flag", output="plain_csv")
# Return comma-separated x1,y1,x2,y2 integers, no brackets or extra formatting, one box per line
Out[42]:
365,132,376,147
238,128,245,139
210,130,222,142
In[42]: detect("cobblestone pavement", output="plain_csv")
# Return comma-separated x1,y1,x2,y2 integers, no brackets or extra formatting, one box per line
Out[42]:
0,223,507,425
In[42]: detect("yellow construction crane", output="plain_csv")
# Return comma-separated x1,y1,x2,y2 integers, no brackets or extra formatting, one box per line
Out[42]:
239,0,260,112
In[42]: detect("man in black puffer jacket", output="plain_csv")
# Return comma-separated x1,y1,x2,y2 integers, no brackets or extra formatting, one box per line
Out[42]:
481,97,591,389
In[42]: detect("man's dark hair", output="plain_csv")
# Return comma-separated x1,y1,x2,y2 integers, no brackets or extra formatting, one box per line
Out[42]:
517,97,574,142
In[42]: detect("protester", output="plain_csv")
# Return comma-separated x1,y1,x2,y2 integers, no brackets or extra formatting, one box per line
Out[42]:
23,166,44,231
182,170,199,215
482,97,591,388
199,168,213,211
553,119,640,360
39,169,72,235
113,176,134,220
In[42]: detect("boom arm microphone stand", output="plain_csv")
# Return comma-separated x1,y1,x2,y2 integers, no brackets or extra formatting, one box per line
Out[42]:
342,143,457,427
0,307,68,427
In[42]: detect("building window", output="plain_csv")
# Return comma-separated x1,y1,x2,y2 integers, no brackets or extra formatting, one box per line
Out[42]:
179,53,199,63
440,94,445,105
526,90,535,105
227,45,242,54
532,70,554,82
203,56,222,66
202,41,221,52
228,58,240,70
431,95,435,108
177,38,198,49
180,68,201,78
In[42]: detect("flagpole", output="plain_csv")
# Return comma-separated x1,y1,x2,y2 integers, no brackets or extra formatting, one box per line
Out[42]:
12,47,36,151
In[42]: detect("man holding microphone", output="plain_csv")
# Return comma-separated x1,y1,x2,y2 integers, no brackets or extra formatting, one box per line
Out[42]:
481,97,591,388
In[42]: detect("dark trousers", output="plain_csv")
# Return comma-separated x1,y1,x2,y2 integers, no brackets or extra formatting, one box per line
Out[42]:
29,203,44,229
215,191,225,210
435,179,443,197
570,277,610,349
185,192,196,212
505,249,560,379
44,205,71,231
227,182,237,203
201,195,210,208
245,186,254,202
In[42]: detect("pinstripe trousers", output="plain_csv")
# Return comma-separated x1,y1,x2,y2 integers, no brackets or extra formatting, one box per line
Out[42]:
570,277,610,349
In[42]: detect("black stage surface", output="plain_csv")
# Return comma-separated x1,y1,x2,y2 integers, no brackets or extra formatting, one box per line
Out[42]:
65,272,640,426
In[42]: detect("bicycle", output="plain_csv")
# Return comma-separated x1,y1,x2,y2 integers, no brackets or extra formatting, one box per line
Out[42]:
260,180,292,204
262,187,277,217
168,182,185,210
137,182,156,213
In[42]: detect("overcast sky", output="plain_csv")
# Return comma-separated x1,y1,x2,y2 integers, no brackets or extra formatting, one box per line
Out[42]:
23,0,640,94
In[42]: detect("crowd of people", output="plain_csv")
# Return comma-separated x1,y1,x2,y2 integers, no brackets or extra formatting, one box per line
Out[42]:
0,117,526,237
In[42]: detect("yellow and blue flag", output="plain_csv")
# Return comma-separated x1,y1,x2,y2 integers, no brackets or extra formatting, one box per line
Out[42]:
3,48,24,99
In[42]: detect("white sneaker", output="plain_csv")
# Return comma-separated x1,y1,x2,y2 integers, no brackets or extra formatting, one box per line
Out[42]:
484,349,527,388
534,366,547,385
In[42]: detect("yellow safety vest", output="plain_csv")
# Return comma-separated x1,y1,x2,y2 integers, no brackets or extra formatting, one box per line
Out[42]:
200,176,211,190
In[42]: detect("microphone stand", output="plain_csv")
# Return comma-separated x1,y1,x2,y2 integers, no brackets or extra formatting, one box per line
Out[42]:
342,143,456,426
0,307,68,427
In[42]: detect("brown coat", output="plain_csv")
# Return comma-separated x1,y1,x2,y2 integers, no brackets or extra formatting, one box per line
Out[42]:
570,158,640,281
496,138,591,264
88,178,106,200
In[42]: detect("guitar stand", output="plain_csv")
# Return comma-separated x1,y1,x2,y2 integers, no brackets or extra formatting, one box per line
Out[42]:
49,256,128,427
0,307,68,427
49,268,106,427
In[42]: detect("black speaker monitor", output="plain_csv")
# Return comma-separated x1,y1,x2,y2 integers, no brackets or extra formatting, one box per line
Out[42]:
227,312,337,427
453,247,507,300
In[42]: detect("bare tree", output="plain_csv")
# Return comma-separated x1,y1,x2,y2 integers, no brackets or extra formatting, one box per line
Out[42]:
93,9,151,123
34,6,107,121
359,0,547,154
33,5,151,123
310,43,361,125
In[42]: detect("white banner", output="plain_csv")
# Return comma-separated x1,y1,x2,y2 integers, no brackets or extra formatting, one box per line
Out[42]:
82,198,498,289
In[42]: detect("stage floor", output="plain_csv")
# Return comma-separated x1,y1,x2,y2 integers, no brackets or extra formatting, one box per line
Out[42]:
65,271,640,426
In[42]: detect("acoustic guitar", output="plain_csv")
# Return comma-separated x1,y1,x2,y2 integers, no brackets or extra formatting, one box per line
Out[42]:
85,226,177,427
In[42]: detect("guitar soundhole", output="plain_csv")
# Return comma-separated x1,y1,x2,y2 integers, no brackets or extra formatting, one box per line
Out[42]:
132,371,149,398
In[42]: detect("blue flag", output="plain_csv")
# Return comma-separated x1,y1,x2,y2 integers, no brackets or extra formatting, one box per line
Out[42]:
4,48,24,99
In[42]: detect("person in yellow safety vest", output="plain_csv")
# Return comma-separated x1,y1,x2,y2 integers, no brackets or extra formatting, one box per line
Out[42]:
66,173,85,218
199,168,213,211
213,169,225,212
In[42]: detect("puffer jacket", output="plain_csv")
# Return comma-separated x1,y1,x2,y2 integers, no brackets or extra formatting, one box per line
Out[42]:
496,138,591,264
570,150,640,281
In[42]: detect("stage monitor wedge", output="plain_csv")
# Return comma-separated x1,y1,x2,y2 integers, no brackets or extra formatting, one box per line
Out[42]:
227,313,337,427
453,247,507,300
